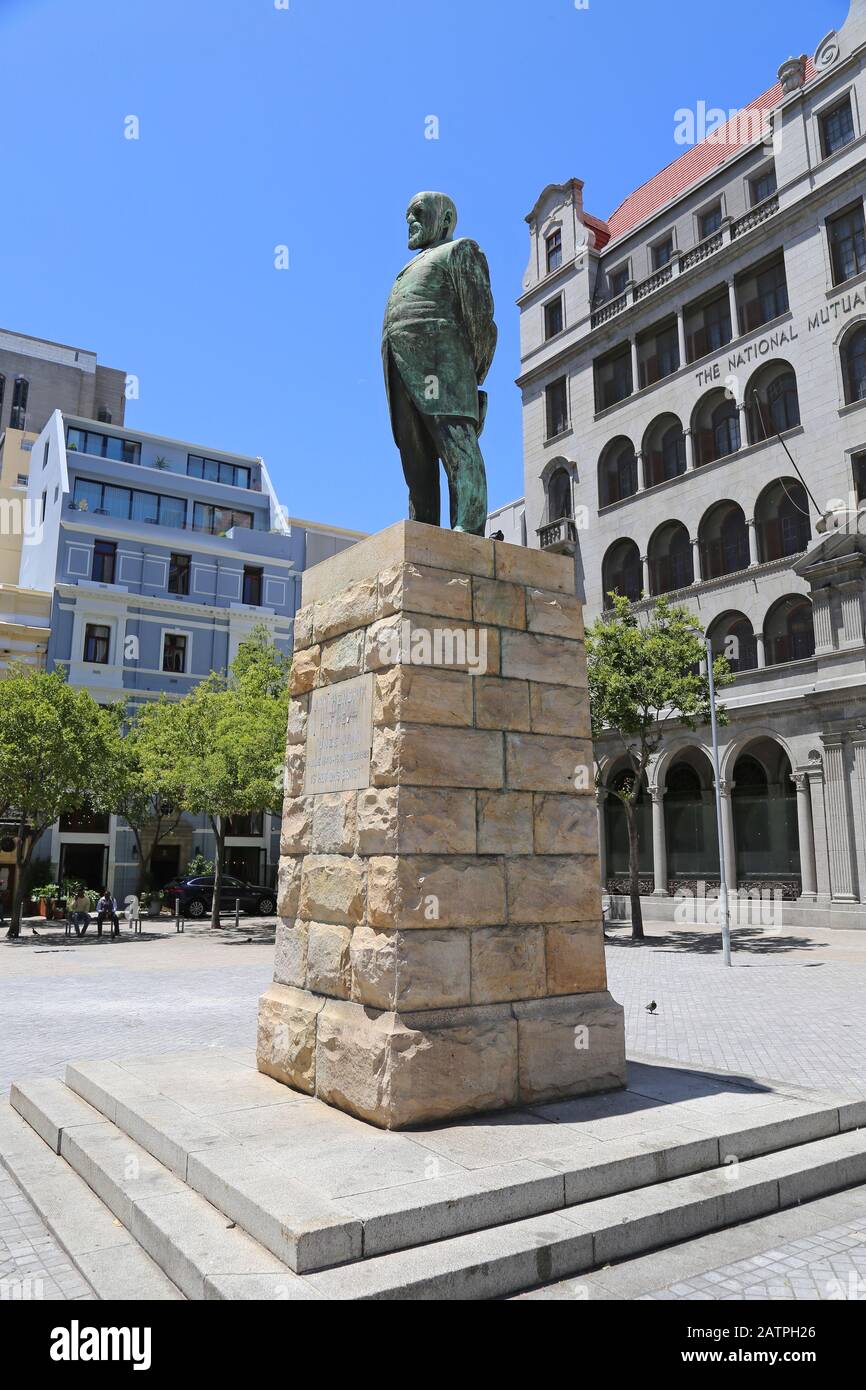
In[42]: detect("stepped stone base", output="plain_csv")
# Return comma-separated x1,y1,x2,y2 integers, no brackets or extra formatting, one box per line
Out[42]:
258,986,626,1128
259,520,626,1127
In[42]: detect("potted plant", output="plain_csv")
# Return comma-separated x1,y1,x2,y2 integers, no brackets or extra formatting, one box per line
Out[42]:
154,456,169,470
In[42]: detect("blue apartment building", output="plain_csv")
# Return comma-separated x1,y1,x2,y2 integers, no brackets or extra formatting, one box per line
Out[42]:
18,409,362,901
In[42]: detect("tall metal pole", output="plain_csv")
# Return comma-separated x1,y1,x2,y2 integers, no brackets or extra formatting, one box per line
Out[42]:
706,639,732,968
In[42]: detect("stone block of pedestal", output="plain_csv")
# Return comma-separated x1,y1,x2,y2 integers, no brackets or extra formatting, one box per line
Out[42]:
256,520,626,1129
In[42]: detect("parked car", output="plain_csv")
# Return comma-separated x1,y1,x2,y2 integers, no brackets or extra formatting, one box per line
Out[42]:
162,875,277,919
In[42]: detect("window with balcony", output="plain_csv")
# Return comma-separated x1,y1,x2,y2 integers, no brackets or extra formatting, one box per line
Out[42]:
698,502,750,580
545,229,562,274
66,427,140,466
547,466,573,521
191,502,254,534
648,521,693,595
708,612,758,673
855,452,866,504
699,203,723,239
594,347,633,411
225,813,264,836
243,565,264,606
545,377,570,438
187,455,252,489
637,319,680,388
91,540,117,584
829,204,866,286
83,623,110,664
820,96,856,158
163,633,188,674
737,254,789,334
609,265,629,297
72,477,187,529
685,290,732,362
168,553,191,595
543,295,564,340
652,236,674,270
602,539,642,604
10,377,29,430
643,415,687,488
693,389,741,465
842,325,866,405
750,166,777,205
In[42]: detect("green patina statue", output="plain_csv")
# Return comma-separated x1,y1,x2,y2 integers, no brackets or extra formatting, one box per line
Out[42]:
382,192,497,537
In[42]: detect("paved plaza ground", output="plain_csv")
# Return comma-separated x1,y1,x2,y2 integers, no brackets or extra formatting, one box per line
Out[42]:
2,913,866,1301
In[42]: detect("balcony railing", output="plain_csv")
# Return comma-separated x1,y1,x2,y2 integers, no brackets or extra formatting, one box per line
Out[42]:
589,194,780,331
538,517,578,555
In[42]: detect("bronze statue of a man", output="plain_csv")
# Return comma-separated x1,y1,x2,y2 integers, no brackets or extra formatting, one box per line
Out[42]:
382,192,497,536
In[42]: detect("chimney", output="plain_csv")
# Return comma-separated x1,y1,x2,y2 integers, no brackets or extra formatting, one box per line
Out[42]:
778,55,808,94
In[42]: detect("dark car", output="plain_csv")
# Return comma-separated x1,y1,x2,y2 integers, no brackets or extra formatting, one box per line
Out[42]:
163,875,277,920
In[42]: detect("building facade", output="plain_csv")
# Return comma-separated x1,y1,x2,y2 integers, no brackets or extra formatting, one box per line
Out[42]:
15,410,362,903
518,0,866,929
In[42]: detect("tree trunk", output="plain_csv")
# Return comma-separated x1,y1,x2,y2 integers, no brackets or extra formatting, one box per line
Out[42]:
210,816,225,931
624,800,645,942
7,836,32,939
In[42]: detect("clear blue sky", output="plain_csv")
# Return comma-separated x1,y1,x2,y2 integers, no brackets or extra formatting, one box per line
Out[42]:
0,0,842,533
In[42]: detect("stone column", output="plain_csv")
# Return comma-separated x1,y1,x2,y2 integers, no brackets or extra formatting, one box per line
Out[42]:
839,581,864,649
727,279,740,338
684,428,696,472
641,554,651,595
636,451,646,494
821,734,858,902
719,781,738,894
850,735,866,904
676,311,687,368
806,760,832,903
596,789,608,892
650,788,668,896
755,631,767,668
630,338,640,393
257,521,626,1129
812,588,835,655
747,516,760,567
791,772,818,900
691,536,702,584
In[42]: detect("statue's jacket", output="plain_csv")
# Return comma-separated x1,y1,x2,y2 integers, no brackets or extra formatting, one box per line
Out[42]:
382,237,497,436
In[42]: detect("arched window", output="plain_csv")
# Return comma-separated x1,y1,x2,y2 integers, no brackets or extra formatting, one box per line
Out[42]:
10,377,29,430
599,439,638,507
648,521,693,595
547,466,572,521
842,325,866,404
755,479,811,561
767,372,801,433
708,613,758,673
765,597,815,666
602,539,642,604
712,400,741,459
699,502,749,580
661,424,686,480
748,365,801,441
643,415,686,488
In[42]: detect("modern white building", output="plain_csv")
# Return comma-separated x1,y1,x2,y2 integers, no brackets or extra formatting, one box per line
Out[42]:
517,0,866,929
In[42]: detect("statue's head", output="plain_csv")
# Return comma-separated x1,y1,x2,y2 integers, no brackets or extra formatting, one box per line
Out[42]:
406,192,457,251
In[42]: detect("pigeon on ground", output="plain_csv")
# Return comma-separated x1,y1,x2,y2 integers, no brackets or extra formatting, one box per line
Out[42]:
646,1000,658,1014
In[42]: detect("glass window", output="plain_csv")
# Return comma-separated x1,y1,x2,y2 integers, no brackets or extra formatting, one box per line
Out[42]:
544,296,564,340
768,373,801,433
72,478,102,512
548,468,572,521
159,495,187,529
84,624,110,664
828,205,866,286
10,378,29,429
751,168,777,204
821,98,855,157
545,378,569,438
699,205,723,238
854,452,866,505
188,454,250,489
131,490,159,523
92,540,116,584
168,554,191,595
243,566,263,605
843,326,866,404
66,427,87,453
163,633,187,674
610,267,629,297
712,401,741,458
103,485,131,519
546,230,562,274
652,238,674,269
86,432,107,457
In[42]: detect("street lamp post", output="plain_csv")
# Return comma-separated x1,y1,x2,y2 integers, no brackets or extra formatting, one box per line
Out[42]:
706,639,732,968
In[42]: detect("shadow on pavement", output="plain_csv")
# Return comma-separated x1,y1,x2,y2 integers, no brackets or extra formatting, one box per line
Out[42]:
605,925,825,956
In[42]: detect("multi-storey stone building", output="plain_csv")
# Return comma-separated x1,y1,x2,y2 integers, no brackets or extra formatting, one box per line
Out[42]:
518,0,866,929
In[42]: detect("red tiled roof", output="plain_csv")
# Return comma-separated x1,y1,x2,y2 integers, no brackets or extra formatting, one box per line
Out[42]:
594,63,816,247
582,212,612,250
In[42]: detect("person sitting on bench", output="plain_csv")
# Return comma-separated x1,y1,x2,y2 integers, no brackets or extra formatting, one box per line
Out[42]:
70,887,91,937
96,888,120,937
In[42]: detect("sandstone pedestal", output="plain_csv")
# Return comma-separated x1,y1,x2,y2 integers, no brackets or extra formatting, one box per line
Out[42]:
257,520,626,1129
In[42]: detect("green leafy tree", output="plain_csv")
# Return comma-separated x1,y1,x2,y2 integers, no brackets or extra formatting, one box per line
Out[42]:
586,595,732,942
154,628,290,928
109,715,184,894
0,668,124,937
